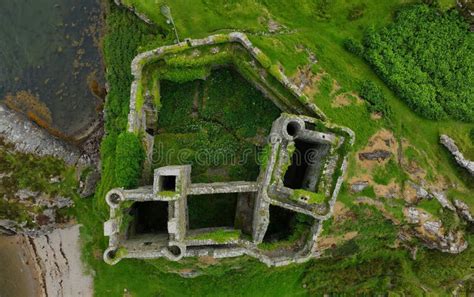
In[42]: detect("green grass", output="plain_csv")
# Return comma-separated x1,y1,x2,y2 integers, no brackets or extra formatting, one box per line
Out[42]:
79,1,474,295
291,189,326,204
373,158,407,185
189,229,242,243
0,138,78,227
417,198,443,216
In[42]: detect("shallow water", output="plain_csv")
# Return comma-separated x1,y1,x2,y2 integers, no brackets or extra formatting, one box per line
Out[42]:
0,235,40,297
0,0,104,136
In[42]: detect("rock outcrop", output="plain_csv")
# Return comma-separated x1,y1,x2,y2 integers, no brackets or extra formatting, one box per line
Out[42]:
453,199,474,223
350,181,369,193
0,104,86,165
440,134,474,176
404,207,467,254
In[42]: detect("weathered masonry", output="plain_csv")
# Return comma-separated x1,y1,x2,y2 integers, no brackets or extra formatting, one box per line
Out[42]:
104,33,354,266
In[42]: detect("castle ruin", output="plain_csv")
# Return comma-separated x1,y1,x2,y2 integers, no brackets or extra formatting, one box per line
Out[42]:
103,33,353,266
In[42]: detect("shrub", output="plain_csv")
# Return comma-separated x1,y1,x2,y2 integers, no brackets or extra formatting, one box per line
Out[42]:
343,38,364,56
359,80,391,117
114,132,145,189
363,5,474,122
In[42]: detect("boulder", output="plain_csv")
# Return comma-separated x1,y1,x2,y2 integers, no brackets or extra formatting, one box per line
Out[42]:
440,134,474,176
358,149,391,161
350,181,369,193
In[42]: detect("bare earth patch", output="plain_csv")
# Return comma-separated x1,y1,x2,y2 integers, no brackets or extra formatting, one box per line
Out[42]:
292,67,326,97
374,181,401,199
317,231,358,251
356,129,399,171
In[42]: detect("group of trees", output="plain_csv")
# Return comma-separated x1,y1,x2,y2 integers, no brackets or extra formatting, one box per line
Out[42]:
345,4,474,122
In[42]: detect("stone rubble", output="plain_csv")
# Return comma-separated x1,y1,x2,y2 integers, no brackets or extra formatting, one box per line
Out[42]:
358,149,392,161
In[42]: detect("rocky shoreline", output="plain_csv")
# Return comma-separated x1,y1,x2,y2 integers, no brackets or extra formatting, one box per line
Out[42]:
0,103,87,166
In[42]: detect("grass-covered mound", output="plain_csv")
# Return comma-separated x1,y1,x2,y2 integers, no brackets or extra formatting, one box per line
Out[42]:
362,5,474,122
153,67,280,183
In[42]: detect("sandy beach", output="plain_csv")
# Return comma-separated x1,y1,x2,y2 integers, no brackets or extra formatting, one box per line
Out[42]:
0,225,93,297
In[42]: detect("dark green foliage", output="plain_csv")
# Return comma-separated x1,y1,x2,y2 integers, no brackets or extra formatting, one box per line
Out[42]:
103,4,163,135
363,5,474,122
343,38,364,56
359,80,391,117
95,4,164,209
470,128,474,144
114,132,145,189
154,68,280,183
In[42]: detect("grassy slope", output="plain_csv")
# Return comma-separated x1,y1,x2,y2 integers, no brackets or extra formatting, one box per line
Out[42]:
82,0,474,295
123,0,472,172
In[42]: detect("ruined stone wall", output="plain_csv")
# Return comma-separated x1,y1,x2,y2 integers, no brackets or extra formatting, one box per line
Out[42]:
126,32,327,134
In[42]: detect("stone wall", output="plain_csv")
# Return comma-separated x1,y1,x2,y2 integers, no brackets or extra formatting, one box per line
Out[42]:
126,32,327,134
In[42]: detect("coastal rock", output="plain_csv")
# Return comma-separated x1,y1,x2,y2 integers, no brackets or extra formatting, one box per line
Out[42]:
0,104,84,165
79,169,101,198
0,220,18,235
440,134,474,176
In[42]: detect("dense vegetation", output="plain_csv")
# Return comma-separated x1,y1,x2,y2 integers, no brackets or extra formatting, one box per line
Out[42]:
154,68,280,183
362,5,474,122
95,4,163,210
359,80,392,118
114,132,145,189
